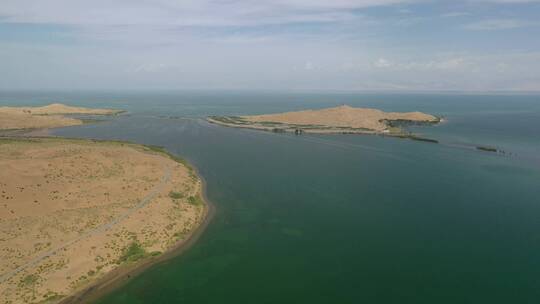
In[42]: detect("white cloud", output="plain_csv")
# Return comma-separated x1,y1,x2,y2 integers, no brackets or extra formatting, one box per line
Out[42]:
132,63,171,73
304,61,316,70
441,12,470,18
292,61,322,71
473,0,540,3
0,0,413,27
373,57,467,71
365,52,540,91
374,58,393,68
463,18,536,30
1,1,539,91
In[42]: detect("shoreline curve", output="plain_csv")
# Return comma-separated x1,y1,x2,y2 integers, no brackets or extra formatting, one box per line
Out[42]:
0,135,215,304
57,139,216,304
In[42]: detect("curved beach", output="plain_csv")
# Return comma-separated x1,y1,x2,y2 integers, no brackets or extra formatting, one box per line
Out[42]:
60,162,215,304
0,137,212,304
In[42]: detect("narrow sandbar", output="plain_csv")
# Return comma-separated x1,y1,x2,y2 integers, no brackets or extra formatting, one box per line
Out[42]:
0,103,123,131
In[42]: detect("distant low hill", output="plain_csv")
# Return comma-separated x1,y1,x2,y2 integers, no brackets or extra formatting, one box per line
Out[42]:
0,103,123,130
208,105,440,135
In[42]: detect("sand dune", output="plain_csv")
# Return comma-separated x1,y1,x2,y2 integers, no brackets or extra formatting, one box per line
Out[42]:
245,105,438,132
208,105,440,134
0,103,123,131
0,138,206,304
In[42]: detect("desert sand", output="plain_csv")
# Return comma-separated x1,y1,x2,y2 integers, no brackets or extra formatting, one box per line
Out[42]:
0,103,123,131
208,105,439,134
0,138,206,304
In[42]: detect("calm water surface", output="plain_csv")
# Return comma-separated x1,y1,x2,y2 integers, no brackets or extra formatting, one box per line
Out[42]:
2,91,540,303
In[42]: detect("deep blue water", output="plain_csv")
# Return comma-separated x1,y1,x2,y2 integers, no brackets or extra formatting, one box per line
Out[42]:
2,91,540,303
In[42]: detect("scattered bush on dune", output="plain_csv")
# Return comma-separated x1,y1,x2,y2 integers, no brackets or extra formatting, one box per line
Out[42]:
117,242,147,264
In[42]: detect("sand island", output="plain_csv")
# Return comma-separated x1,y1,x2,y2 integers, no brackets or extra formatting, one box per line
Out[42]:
208,105,440,137
0,103,123,131
0,137,208,304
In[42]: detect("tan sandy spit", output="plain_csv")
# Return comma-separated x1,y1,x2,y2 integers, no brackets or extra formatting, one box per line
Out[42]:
0,137,206,304
0,103,123,131
208,105,440,134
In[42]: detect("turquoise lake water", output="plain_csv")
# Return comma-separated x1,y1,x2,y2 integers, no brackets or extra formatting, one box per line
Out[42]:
2,91,540,303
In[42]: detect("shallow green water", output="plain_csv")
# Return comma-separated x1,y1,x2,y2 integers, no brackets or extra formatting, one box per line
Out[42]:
3,91,540,303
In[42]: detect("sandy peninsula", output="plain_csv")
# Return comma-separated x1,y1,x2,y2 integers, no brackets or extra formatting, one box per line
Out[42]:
0,137,207,304
208,105,440,135
0,103,123,131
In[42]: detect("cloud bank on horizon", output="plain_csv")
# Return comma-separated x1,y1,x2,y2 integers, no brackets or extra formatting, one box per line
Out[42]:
1,0,539,91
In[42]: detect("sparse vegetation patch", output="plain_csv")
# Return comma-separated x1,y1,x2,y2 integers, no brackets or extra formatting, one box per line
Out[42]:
169,191,184,199
117,242,147,264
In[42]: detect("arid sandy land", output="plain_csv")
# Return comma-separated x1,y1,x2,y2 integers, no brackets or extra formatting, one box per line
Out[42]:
0,138,206,304
0,103,123,131
208,105,440,134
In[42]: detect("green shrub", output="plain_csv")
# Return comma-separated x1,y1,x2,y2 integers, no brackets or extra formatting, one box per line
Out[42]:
169,191,184,199
117,242,147,264
187,195,203,206
21,274,39,286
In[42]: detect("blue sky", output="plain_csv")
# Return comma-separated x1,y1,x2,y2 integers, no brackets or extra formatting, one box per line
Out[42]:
1,0,539,91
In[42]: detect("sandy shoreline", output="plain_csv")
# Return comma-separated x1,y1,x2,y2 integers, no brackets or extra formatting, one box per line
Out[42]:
0,136,213,304
0,103,124,131
208,105,440,136
60,160,215,304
